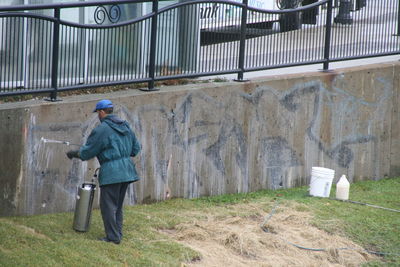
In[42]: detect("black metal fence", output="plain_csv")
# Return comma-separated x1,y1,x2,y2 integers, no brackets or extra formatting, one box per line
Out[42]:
0,0,399,100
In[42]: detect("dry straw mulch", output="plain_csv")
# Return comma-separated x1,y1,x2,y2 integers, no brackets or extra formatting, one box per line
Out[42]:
162,203,376,267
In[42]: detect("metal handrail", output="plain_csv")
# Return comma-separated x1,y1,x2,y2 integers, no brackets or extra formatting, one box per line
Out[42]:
0,0,398,100
0,0,150,11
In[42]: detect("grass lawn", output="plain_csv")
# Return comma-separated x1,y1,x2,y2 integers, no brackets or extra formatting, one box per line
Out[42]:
0,177,399,266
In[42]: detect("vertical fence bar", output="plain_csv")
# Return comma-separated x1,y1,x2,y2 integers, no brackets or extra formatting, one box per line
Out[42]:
61,24,66,87
6,17,11,89
8,17,13,89
16,17,21,89
49,8,60,101
0,17,3,89
88,29,93,84
236,0,248,81
40,19,45,88
397,0,400,35
323,0,333,71
100,29,105,83
33,19,38,88
147,0,159,90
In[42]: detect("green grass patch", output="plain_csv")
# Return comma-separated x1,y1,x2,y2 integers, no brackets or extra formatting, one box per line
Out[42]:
0,177,399,266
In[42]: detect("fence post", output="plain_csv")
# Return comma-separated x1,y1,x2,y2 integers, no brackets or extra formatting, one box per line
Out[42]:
235,0,248,82
397,0,400,35
323,0,333,71
49,8,60,101
147,0,159,91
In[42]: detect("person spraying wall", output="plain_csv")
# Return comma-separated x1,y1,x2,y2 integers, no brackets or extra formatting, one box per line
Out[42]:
66,99,141,245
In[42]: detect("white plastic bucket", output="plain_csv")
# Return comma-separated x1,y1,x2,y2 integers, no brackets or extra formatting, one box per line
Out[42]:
312,167,335,175
309,167,335,197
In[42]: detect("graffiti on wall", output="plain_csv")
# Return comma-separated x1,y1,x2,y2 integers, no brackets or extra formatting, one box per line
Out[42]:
126,77,391,196
25,75,392,212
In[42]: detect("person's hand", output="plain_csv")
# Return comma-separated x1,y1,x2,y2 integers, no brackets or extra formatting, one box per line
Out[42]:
66,150,80,159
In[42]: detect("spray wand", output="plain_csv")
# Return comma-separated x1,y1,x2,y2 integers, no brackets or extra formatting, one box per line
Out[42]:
40,137,80,147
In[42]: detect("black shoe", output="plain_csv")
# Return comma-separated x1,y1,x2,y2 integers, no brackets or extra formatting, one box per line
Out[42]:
98,237,120,245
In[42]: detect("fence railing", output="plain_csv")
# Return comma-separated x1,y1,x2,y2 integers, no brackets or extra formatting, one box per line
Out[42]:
0,0,399,100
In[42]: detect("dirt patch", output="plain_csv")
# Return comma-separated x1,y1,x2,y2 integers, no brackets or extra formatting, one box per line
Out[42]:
162,204,376,267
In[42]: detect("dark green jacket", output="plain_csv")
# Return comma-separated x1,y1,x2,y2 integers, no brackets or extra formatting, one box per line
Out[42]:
79,115,141,186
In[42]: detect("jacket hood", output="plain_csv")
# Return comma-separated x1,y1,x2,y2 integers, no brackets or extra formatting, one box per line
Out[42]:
103,115,130,135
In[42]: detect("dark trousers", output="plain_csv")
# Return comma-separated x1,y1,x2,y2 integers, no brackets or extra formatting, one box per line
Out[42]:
100,182,130,242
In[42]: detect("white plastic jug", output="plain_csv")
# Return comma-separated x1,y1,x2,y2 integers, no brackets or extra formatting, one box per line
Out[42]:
335,175,350,200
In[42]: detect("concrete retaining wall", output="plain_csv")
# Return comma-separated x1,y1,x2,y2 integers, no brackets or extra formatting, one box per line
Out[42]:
1,62,399,216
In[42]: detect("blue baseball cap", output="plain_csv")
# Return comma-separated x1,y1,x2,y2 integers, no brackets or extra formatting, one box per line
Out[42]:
93,99,113,112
